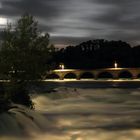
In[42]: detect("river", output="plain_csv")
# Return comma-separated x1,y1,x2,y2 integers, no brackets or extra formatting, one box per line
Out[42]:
0,80,140,140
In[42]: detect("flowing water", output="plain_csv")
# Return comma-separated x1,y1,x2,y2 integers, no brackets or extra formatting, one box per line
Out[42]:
0,80,140,140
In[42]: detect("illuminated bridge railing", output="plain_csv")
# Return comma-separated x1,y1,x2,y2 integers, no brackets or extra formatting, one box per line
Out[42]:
45,68,140,80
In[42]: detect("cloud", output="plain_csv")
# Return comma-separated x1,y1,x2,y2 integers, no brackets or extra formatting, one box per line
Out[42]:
0,0,65,18
0,0,140,47
93,0,140,44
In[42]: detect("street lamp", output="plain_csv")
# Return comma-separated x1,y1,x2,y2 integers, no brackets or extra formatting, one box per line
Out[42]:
59,63,65,70
114,61,118,68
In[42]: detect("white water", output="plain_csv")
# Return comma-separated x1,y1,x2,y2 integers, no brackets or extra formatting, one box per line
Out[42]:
1,85,140,140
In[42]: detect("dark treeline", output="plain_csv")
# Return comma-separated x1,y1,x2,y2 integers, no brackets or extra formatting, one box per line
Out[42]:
0,14,54,111
53,39,140,69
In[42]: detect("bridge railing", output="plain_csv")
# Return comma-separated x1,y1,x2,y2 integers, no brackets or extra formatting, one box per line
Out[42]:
45,68,140,80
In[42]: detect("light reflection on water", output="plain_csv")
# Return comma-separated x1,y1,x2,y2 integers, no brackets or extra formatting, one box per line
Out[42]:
44,78,140,82
1,81,140,140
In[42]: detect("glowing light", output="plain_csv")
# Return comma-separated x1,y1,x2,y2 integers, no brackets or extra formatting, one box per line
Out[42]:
0,17,7,25
76,137,83,140
114,61,118,68
59,63,65,70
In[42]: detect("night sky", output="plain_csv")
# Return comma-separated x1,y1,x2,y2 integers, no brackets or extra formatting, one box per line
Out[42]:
0,0,140,48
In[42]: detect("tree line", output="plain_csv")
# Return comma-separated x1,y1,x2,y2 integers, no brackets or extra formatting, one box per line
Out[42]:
0,14,54,110
53,40,140,69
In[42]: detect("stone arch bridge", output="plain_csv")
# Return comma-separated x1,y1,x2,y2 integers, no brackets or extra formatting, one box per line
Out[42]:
46,68,140,80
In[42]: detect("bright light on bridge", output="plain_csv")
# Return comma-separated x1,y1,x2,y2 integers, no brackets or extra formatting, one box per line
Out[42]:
114,61,118,68
59,63,65,70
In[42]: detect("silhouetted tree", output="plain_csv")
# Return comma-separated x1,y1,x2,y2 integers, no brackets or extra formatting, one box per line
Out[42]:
53,39,134,69
132,45,140,67
0,14,53,81
0,14,53,108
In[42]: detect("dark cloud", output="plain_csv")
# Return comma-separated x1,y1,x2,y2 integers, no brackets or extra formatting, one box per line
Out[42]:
0,0,140,47
94,0,140,29
1,0,67,18
93,0,140,44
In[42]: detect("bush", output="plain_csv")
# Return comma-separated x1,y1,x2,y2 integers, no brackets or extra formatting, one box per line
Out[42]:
0,83,11,112
6,82,34,109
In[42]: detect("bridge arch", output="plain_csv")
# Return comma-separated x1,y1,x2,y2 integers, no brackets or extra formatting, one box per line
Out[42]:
46,73,60,79
118,71,133,79
97,71,113,79
64,72,77,79
80,72,94,79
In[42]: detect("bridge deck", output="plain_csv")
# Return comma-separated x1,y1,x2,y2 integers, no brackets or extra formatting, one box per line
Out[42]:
47,68,140,80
